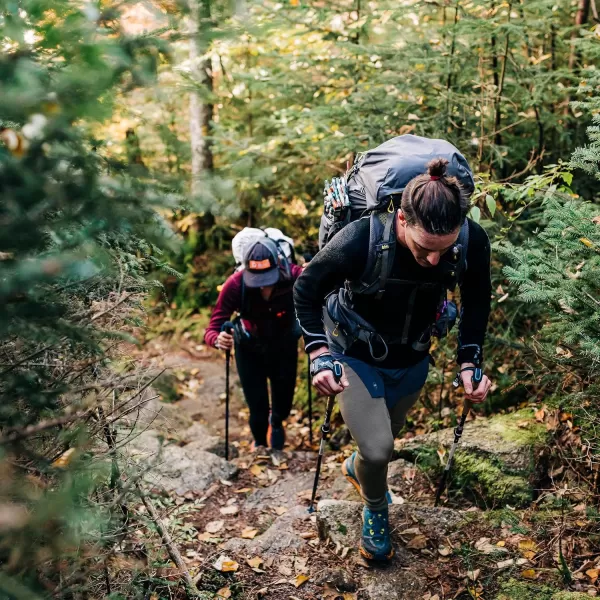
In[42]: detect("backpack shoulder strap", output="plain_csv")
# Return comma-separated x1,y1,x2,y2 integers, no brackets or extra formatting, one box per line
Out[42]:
350,202,396,298
374,206,397,300
456,219,469,283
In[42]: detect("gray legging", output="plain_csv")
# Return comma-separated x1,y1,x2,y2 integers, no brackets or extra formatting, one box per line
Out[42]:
338,364,421,511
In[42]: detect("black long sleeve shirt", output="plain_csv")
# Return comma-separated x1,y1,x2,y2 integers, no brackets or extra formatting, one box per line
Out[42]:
294,216,491,368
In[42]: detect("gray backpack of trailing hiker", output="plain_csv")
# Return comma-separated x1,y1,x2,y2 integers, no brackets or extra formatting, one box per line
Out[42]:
319,135,475,361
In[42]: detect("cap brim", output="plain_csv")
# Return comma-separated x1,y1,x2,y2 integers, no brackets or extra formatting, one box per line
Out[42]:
243,267,280,288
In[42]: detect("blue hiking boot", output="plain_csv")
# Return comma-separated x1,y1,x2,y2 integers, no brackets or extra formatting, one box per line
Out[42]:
341,451,392,504
360,506,394,561
268,418,286,450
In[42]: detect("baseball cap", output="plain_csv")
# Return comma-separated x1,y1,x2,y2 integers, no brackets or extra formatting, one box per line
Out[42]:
243,238,280,288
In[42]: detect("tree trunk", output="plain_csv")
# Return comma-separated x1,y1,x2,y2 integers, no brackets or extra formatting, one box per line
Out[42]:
189,0,213,196
568,0,590,71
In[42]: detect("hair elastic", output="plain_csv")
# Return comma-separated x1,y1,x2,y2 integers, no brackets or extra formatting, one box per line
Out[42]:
430,175,441,181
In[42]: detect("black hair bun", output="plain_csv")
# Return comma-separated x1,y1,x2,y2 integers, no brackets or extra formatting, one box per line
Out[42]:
427,158,449,179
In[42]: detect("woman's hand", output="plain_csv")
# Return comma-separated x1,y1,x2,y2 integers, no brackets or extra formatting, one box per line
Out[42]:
217,331,234,351
309,348,350,396
459,363,492,404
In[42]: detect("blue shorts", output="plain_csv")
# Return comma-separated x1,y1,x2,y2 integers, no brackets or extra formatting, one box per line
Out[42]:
331,352,430,409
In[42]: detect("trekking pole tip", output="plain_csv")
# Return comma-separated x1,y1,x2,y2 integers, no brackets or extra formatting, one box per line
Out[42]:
307,505,315,514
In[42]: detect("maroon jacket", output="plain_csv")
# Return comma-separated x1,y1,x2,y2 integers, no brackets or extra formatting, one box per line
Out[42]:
204,265,303,348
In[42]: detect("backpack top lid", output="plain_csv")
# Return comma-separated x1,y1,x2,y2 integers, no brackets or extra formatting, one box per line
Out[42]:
356,134,475,210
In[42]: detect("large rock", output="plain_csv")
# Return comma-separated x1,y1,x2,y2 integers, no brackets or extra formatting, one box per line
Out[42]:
316,500,468,600
128,430,237,495
224,505,310,556
396,409,548,507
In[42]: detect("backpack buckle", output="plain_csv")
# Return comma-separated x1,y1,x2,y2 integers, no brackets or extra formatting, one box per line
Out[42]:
375,241,395,253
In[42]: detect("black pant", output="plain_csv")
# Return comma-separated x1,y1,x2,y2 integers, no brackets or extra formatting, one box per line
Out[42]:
234,335,298,446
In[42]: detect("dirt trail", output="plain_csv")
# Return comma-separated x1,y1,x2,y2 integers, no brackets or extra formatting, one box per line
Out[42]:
129,337,587,600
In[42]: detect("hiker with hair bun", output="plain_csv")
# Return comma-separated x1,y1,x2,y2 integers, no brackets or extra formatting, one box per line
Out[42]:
294,136,493,561
205,235,302,451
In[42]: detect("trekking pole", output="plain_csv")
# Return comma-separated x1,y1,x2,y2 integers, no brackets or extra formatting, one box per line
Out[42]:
434,367,483,507
221,321,234,461
307,355,313,445
307,362,343,514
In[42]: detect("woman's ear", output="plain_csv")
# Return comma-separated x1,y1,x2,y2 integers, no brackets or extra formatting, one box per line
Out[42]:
397,209,407,227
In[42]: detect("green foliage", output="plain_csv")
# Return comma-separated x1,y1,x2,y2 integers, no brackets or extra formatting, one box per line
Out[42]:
0,2,171,597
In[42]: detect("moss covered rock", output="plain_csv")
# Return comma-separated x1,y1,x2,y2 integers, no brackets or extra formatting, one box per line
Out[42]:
495,579,590,600
395,409,548,507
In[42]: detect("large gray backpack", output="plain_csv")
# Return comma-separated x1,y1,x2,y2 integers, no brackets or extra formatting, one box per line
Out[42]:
319,134,475,298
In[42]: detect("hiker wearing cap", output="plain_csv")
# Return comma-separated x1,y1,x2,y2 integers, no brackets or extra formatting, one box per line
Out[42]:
294,138,493,561
205,237,303,451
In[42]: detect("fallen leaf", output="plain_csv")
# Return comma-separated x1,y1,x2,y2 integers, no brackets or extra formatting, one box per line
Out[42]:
235,487,252,494
586,569,599,583
278,563,293,577
294,574,309,588
257,588,268,598
400,527,422,536
300,531,316,539
214,556,239,572
467,569,480,581
438,545,452,557
250,464,265,477
274,506,288,515
52,448,76,468
220,505,239,516
294,557,309,574
496,541,506,547
518,539,539,554
247,556,264,569
205,520,225,534
497,559,516,569
241,527,259,539
197,531,219,543
406,534,428,550
521,569,539,580
219,479,233,486
216,587,232,598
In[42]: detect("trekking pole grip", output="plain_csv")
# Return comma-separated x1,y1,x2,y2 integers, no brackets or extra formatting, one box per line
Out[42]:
221,321,234,335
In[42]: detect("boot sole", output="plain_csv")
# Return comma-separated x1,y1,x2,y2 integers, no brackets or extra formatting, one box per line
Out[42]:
360,545,395,561
341,460,363,496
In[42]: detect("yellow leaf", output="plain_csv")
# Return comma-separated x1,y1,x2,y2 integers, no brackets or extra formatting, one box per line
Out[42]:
249,464,265,477
290,0,299,5
521,569,539,580
586,568,599,583
216,587,231,598
247,556,264,569
220,560,239,573
580,237,594,248
496,541,506,547
52,448,76,469
518,539,538,553
241,527,259,539
294,574,309,588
